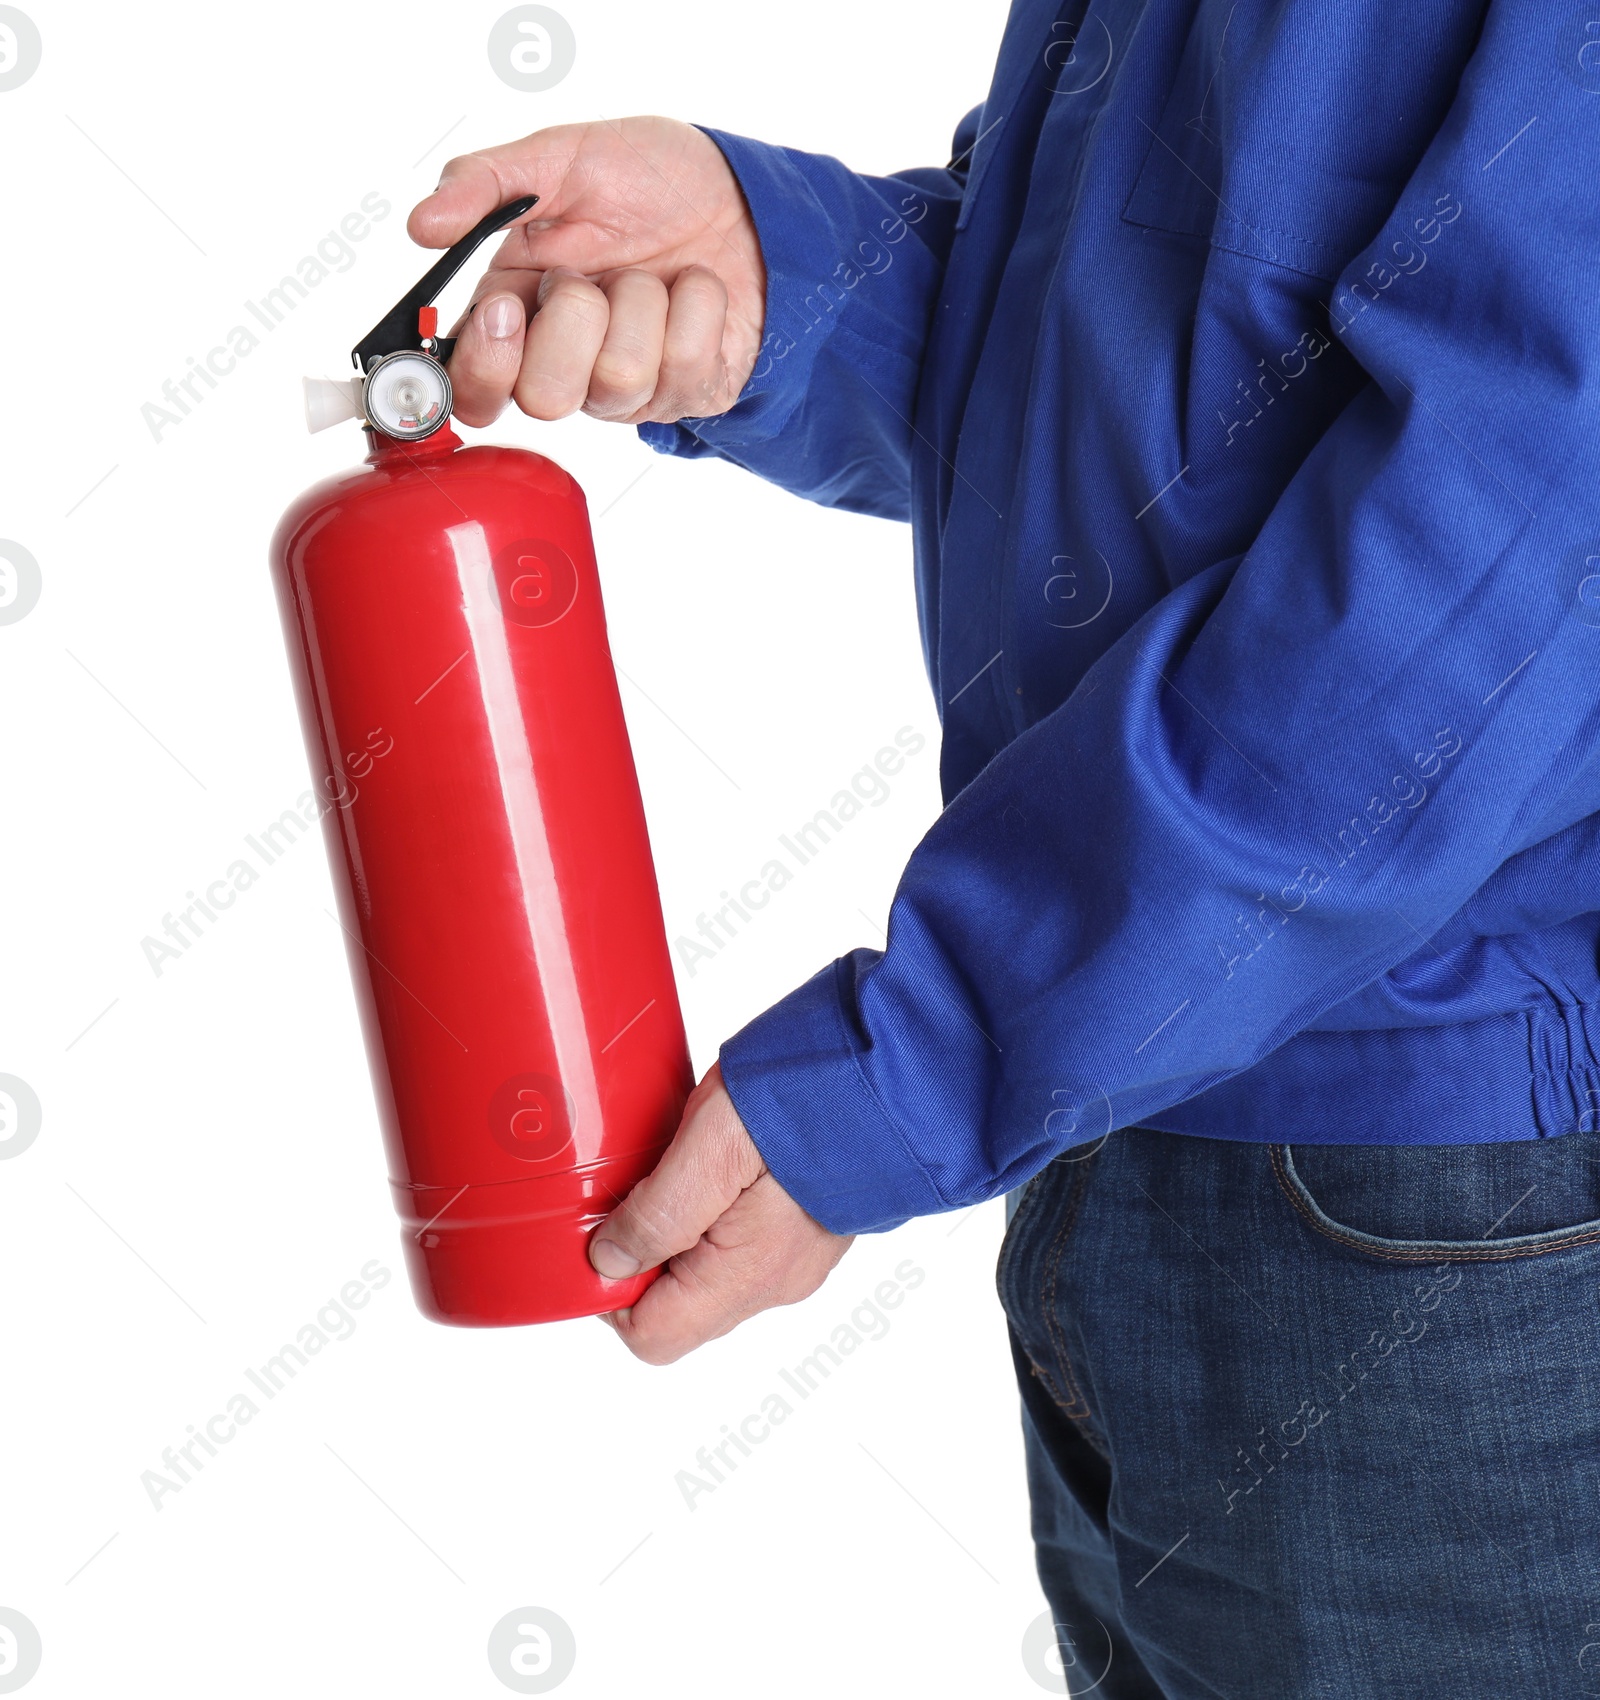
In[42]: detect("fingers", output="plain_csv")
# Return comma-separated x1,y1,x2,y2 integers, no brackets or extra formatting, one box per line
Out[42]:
576,264,729,423
515,270,612,419
442,258,736,427
589,1064,762,1281
584,270,669,421
447,279,533,427
589,1062,854,1367
646,265,731,421
604,1176,853,1366
406,119,761,425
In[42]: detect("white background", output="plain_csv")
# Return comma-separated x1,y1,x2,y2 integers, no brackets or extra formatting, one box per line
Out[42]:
0,2,1071,1696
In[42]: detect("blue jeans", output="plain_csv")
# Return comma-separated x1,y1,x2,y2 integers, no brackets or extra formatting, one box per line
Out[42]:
998,1127,1600,1698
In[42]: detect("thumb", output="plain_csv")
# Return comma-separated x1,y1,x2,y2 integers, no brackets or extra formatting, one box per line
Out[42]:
406,129,583,248
589,1065,763,1280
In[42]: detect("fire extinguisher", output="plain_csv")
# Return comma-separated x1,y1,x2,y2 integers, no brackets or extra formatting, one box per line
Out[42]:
271,196,693,1326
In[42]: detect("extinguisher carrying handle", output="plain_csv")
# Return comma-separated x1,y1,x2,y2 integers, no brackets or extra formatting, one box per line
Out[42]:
351,194,540,373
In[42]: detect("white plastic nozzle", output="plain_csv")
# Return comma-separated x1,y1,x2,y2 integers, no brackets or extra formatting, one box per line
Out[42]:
303,375,364,434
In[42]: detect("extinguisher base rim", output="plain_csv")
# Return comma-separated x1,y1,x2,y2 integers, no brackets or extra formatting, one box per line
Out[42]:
397,1146,672,1327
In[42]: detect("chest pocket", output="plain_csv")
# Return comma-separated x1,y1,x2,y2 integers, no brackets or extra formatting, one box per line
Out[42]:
1121,0,1479,282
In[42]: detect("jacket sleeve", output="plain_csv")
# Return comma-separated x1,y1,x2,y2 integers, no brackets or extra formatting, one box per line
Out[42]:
635,116,979,518
714,5,1600,1234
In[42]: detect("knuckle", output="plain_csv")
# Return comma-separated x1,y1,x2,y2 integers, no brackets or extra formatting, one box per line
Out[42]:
542,275,608,326
631,1187,698,1251
514,373,583,420
610,265,665,293
677,262,727,299
615,1311,681,1367
638,392,693,426
589,351,653,407
602,1206,664,1266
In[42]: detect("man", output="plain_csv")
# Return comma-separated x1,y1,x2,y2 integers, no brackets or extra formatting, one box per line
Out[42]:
409,2,1600,1691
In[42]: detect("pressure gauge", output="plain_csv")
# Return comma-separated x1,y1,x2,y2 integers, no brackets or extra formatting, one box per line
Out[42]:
363,351,452,442
315,192,538,442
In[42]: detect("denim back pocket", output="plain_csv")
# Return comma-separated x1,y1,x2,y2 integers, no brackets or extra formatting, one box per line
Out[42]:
1273,1133,1600,1261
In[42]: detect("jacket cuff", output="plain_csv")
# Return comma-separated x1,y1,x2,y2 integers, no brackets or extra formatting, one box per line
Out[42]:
718,956,948,1236
637,126,847,462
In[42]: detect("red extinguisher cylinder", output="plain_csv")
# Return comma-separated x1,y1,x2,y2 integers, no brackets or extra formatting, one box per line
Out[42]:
271,424,691,1325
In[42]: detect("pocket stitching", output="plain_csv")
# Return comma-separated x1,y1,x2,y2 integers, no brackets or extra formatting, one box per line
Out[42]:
1119,179,1350,283
1036,1157,1099,1420
1118,55,1361,284
1270,1143,1600,1262
999,1173,1080,1413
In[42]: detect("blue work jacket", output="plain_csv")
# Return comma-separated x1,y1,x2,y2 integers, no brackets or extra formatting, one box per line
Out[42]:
640,0,1600,1235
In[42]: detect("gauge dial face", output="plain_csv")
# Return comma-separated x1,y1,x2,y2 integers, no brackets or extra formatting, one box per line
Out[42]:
365,352,452,441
